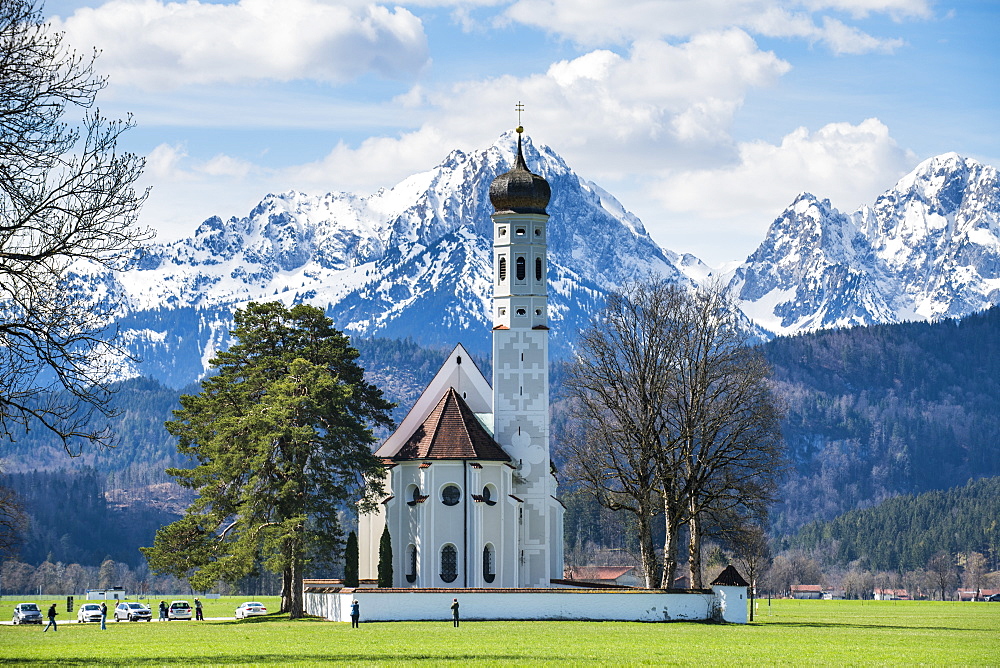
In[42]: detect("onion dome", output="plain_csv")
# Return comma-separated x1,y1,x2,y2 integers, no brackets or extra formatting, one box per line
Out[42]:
489,128,551,215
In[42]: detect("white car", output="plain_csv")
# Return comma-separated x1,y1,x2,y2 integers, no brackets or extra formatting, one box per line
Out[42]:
114,601,152,622
77,603,104,623
167,600,192,620
12,602,43,625
234,601,268,619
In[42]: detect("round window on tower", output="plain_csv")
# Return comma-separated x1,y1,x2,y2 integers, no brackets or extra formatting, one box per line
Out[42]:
516,308,526,316
442,485,461,506
515,228,526,236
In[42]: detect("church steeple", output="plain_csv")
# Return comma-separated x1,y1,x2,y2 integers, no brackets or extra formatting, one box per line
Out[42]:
489,117,559,587
489,127,551,215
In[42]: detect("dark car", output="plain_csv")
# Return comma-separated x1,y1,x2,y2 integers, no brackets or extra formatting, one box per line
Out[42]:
114,601,152,621
12,602,43,624
987,593,1000,602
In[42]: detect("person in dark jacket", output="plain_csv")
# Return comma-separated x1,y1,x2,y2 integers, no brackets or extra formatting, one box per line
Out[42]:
100,602,107,630
450,598,459,627
350,599,360,628
43,604,57,632
158,600,167,621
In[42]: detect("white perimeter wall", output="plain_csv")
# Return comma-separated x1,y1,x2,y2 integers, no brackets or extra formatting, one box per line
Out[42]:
306,587,747,624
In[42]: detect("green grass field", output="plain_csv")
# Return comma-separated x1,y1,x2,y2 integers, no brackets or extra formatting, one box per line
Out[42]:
3,597,999,666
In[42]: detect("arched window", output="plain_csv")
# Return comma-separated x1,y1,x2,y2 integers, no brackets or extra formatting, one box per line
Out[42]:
406,544,417,583
535,257,543,281
441,545,458,583
482,485,496,506
442,485,461,506
498,256,507,282
516,257,526,281
483,544,496,584
406,485,421,506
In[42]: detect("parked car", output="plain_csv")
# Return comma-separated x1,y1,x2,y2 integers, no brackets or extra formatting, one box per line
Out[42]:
12,602,43,625
114,601,152,622
167,600,192,620
234,601,268,619
987,593,1000,602
77,603,103,623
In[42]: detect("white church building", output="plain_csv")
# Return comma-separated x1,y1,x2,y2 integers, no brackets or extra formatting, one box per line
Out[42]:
357,126,564,588
307,128,749,623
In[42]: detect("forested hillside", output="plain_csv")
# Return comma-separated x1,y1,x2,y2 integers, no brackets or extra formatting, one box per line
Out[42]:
787,476,1000,571
764,306,1000,535
5,309,1000,574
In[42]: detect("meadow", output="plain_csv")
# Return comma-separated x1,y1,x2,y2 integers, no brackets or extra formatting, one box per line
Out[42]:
2,596,999,666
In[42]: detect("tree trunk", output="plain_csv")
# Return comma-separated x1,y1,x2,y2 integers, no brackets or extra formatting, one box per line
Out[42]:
289,544,304,619
688,507,703,589
280,564,292,614
659,504,680,589
636,506,659,588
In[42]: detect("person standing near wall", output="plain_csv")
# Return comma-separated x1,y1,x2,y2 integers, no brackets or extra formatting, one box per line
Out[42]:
350,599,360,628
450,598,460,627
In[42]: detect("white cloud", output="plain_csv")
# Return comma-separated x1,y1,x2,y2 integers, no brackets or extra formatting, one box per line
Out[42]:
501,0,914,53
652,117,917,227
54,0,429,89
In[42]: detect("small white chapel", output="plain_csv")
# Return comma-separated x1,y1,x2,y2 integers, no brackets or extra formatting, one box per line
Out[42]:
357,125,565,588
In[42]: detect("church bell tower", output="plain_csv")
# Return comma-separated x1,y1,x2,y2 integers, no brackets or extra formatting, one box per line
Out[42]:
488,125,558,587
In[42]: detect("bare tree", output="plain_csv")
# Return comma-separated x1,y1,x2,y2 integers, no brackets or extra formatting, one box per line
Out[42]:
927,551,958,601
658,283,784,588
0,479,27,557
0,0,150,451
561,280,691,587
961,551,989,599
729,524,771,621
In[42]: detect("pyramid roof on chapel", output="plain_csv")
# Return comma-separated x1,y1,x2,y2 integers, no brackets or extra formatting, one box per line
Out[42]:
392,387,510,462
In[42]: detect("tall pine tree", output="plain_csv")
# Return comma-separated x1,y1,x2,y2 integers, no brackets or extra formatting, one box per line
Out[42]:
378,525,393,588
142,302,393,617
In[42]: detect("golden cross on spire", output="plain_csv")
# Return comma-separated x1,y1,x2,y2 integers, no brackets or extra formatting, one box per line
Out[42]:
515,101,524,133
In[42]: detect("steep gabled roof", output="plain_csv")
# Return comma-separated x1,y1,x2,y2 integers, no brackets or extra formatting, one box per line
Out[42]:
374,343,493,459
392,388,510,461
710,565,750,587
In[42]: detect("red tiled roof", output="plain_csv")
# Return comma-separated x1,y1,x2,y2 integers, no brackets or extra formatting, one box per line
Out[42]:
392,388,510,461
565,566,635,581
790,584,823,592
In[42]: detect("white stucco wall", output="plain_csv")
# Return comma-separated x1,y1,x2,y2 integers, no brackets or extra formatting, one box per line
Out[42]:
306,588,747,623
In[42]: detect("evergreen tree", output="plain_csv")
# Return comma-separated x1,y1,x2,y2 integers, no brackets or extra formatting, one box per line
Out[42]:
142,302,394,618
378,525,393,588
344,531,359,588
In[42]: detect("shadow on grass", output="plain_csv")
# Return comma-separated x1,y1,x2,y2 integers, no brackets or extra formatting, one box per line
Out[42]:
11,654,531,666
759,620,977,632
218,613,327,625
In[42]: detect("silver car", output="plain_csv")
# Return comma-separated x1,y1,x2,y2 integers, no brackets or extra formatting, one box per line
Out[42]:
12,602,43,624
114,601,152,622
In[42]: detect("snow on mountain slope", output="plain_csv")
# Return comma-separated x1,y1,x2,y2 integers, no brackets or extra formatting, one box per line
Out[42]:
733,154,1000,336
108,132,697,385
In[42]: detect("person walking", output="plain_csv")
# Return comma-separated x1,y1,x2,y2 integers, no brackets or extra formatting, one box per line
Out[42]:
100,602,107,630
195,598,203,621
43,604,57,632
450,598,460,627
158,600,167,621
350,599,360,628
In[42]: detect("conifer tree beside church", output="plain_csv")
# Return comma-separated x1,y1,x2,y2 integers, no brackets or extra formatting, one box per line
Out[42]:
377,525,393,588
142,302,393,618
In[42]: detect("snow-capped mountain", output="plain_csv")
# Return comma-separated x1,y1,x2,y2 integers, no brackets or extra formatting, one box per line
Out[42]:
104,132,701,386
733,153,1000,335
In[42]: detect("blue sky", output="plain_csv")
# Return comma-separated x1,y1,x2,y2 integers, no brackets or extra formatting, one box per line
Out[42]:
43,0,1000,266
